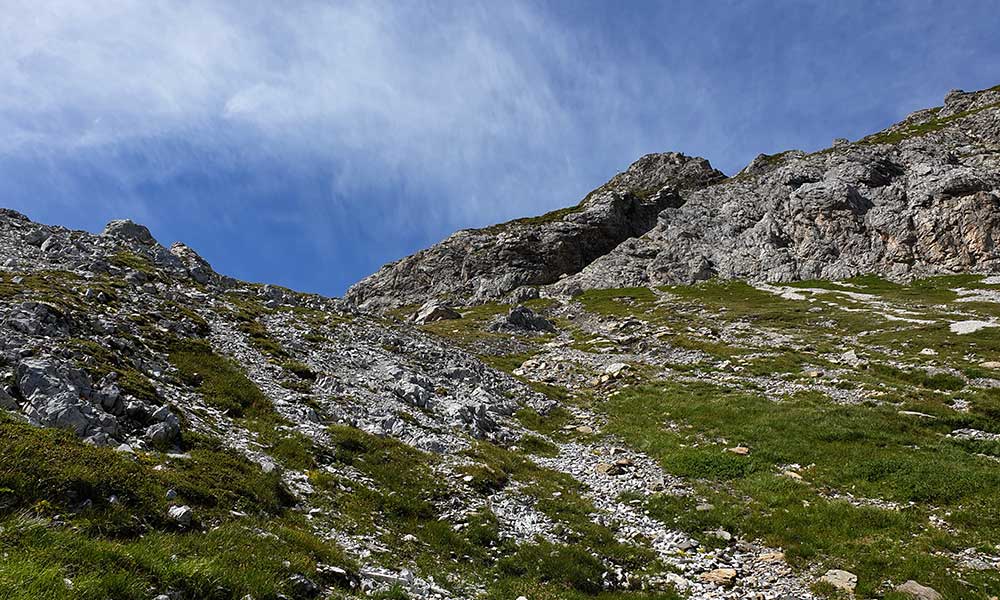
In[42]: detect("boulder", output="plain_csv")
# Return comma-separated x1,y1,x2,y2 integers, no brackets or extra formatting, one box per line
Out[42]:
500,305,556,333
394,381,432,409
167,504,193,527
698,568,737,586
819,569,857,594
102,219,156,245
895,580,942,600
412,300,461,324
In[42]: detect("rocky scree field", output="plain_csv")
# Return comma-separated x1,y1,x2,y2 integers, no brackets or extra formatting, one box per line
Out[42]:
3,83,1000,600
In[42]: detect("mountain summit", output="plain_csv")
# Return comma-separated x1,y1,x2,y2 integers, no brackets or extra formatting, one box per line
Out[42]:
349,84,1000,311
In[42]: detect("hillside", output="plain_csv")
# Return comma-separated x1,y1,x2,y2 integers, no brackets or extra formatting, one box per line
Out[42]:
2,83,1000,600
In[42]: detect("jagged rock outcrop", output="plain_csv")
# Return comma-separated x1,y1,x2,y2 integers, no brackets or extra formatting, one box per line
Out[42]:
557,85,1000,292
350,85,1000,308
346,153,725,310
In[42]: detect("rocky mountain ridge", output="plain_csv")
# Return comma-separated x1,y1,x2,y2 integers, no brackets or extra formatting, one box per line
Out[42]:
349,84,1000,311
346,152,724,310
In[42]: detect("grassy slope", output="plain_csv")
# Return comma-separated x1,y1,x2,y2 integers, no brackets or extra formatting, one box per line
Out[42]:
420,275,1000,599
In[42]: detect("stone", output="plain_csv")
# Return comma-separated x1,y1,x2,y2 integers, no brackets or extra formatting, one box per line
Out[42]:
918,347,938,356
605,362,631,377
0,387,19,411
595,463,616,475
168,505,193,527
501,305,556,332
819,569,857,593
102,219,156,245
698,568,737,586
894,580,942,600
286,574,320,598
394,381,432,409
412,300,461,324
980,361,1000,369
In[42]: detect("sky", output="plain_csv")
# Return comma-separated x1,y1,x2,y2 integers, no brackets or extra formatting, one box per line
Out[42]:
2,1,999,297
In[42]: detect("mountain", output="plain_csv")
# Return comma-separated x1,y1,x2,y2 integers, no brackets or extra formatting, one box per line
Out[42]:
4,84,1000,600
349,85,1000,311
346,152,725,311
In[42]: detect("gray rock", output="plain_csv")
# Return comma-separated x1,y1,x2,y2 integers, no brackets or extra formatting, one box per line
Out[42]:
16,357,118,439
0,387,18,411
167,504,193,527
170,242,217,284
412,300,461,324
819,569,857,593
349,85,1000,306
497,305,556,333
394,381,432,409
895,580,943,600
146,420,180,447
102,219,156,245
347,152,725,310
557,86,1000,293
286,574,320,599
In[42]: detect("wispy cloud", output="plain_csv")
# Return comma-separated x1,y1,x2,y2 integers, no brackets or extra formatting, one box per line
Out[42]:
1,0,998,295
0,1,681,231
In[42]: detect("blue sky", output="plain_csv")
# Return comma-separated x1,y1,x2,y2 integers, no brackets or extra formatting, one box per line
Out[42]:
2,1,999,296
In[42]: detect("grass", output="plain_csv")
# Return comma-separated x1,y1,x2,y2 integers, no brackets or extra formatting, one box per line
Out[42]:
603,381,1000,597
0,415,353,600
68,338,161,403
169,338,276,420
861,96,1000,145
110,251,160,278
0,515,351,600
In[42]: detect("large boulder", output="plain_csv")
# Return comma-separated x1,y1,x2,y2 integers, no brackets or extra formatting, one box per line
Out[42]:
493,305,556,333
412,300,461,324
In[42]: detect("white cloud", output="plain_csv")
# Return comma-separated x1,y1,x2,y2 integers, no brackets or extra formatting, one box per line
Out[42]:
2,1,689,233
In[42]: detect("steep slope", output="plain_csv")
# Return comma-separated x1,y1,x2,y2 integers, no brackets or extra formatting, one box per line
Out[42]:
557,85,1000,293
0,209,818,600
346,153,724,311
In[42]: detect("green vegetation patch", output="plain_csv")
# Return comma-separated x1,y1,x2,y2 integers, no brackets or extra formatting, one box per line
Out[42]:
169,338,276,420
603,380,1000,597
0,415,353,600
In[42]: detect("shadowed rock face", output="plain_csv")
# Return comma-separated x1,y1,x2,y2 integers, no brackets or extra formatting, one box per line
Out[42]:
345,152,725,310
351,84,1000,309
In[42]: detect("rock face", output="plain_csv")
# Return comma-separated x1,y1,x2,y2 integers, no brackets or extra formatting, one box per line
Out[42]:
346,152,725,310
558,85,1000,292
350,85,1000,309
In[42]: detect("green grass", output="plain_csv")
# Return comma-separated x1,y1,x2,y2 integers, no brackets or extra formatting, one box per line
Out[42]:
110,251,159,277
861,98,1000,145
169,338,276,420
0,515,351,600
576,287,658,319
0,415,353,600
68,338,161,403
602,381,1000,597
